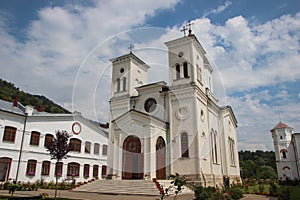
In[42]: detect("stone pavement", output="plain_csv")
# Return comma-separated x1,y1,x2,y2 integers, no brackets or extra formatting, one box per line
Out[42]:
0,189,277,200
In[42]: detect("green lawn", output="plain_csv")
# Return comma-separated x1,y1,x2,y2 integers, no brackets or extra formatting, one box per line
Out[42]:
242,184,300,200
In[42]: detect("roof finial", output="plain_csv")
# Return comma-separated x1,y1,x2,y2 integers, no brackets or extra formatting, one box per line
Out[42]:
128,44,134,53
180,25,188,36
279,113,281,122
186,20,194,35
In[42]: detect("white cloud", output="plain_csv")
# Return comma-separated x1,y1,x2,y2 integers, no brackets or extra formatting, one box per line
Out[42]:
203,1,232,17
1,1,300,151
0,0,179,121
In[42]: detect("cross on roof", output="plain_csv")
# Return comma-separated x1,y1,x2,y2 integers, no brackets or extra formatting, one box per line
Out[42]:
180,25,188,36
186,20,194,35
128,44,134,53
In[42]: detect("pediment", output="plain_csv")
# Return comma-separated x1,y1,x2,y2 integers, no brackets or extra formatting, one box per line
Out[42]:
112,109,166,136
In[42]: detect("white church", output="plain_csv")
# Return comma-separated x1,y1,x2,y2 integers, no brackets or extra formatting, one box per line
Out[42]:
107,28,241,186
271,121,300,181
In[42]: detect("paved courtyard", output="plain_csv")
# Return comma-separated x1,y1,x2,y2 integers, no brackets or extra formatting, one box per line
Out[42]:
0,189,278,200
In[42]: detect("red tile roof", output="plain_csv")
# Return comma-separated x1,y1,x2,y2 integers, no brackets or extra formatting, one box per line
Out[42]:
271,121,291,131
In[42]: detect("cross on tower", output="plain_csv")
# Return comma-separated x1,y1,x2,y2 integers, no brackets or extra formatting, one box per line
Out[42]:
180,25,188,36
186,20,194,35
128,44,134,53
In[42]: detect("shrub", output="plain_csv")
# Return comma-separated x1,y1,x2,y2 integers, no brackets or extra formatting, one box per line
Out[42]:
226,186,244,200
269,181,279,196
8,183,21,196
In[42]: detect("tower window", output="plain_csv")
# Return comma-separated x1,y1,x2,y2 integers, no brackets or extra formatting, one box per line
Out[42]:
175,64,180,80
123,77,126,91
116,78,120,93
183,62,188,78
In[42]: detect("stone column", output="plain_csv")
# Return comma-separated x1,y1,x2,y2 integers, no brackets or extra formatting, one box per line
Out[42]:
113,131,121,179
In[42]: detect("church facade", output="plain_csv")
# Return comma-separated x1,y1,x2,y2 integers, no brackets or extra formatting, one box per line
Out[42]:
107,32,241,186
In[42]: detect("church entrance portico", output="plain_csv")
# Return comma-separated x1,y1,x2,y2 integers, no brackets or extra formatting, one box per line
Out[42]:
122,135,144,179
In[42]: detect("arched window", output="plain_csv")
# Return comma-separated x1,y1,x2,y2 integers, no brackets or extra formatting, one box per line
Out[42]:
281,149,288,159
41,161,51,176
3,126,17,142
211,130,218,164
102,165,107,178
228,138,236,166
26,160,37,176
44,134,54,147
183,62,188,78
102,144,108,155
93,165,99,178
123,77,126,91
94,143,100,155
85,141,91,153
181,133,189,158
84,164,90,177
30,131,41,146
116,78,120,92
70,138,82,152
55,162,63,177
67,162,80,177
175,64,180,80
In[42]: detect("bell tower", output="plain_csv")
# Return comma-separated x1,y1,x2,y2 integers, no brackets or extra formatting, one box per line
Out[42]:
110,52,149,99
164,23,209,92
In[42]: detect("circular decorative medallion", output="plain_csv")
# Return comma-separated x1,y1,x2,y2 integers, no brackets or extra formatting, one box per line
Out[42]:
175,106,190,120
144,98,157,113
72,122,82,135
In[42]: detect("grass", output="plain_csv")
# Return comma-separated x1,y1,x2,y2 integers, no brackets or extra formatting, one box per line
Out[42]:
280,185,300,200
242,183,300,200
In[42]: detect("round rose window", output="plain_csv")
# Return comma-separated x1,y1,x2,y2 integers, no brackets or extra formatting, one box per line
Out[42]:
144,98,157,113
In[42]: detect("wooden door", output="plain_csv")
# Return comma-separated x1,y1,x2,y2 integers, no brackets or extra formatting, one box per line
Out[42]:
156,137,166,179
122,136,143,179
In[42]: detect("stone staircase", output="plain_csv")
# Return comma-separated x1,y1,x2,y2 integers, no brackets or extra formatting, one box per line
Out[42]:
72,179,161,196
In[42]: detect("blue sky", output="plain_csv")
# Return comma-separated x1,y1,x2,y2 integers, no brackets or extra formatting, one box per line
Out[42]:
0,0,300,151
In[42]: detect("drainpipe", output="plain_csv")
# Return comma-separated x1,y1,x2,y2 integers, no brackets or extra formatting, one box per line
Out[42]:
15,113,28,183
291,140,300,179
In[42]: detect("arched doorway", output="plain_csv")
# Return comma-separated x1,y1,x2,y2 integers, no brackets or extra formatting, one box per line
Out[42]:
156,137,166,179
122,136,143,179
0,157,12,182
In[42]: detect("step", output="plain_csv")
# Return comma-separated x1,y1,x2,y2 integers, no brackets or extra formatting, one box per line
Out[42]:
72,180,160,196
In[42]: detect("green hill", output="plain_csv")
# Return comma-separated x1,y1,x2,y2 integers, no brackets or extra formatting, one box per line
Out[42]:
0,79,70,114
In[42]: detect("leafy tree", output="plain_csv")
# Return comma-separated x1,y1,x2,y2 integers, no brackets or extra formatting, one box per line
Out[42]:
239,150,277,179
45,130,71,199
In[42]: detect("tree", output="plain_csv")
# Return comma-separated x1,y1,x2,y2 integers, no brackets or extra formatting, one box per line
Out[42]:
45,130,71,199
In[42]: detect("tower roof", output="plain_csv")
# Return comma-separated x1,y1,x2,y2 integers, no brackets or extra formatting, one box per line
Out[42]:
271,121,292,131
109,53,149,67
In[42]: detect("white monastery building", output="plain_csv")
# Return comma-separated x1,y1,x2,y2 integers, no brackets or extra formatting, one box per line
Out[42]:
271,121,300,181
107,29,241,186
0,99,108,183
